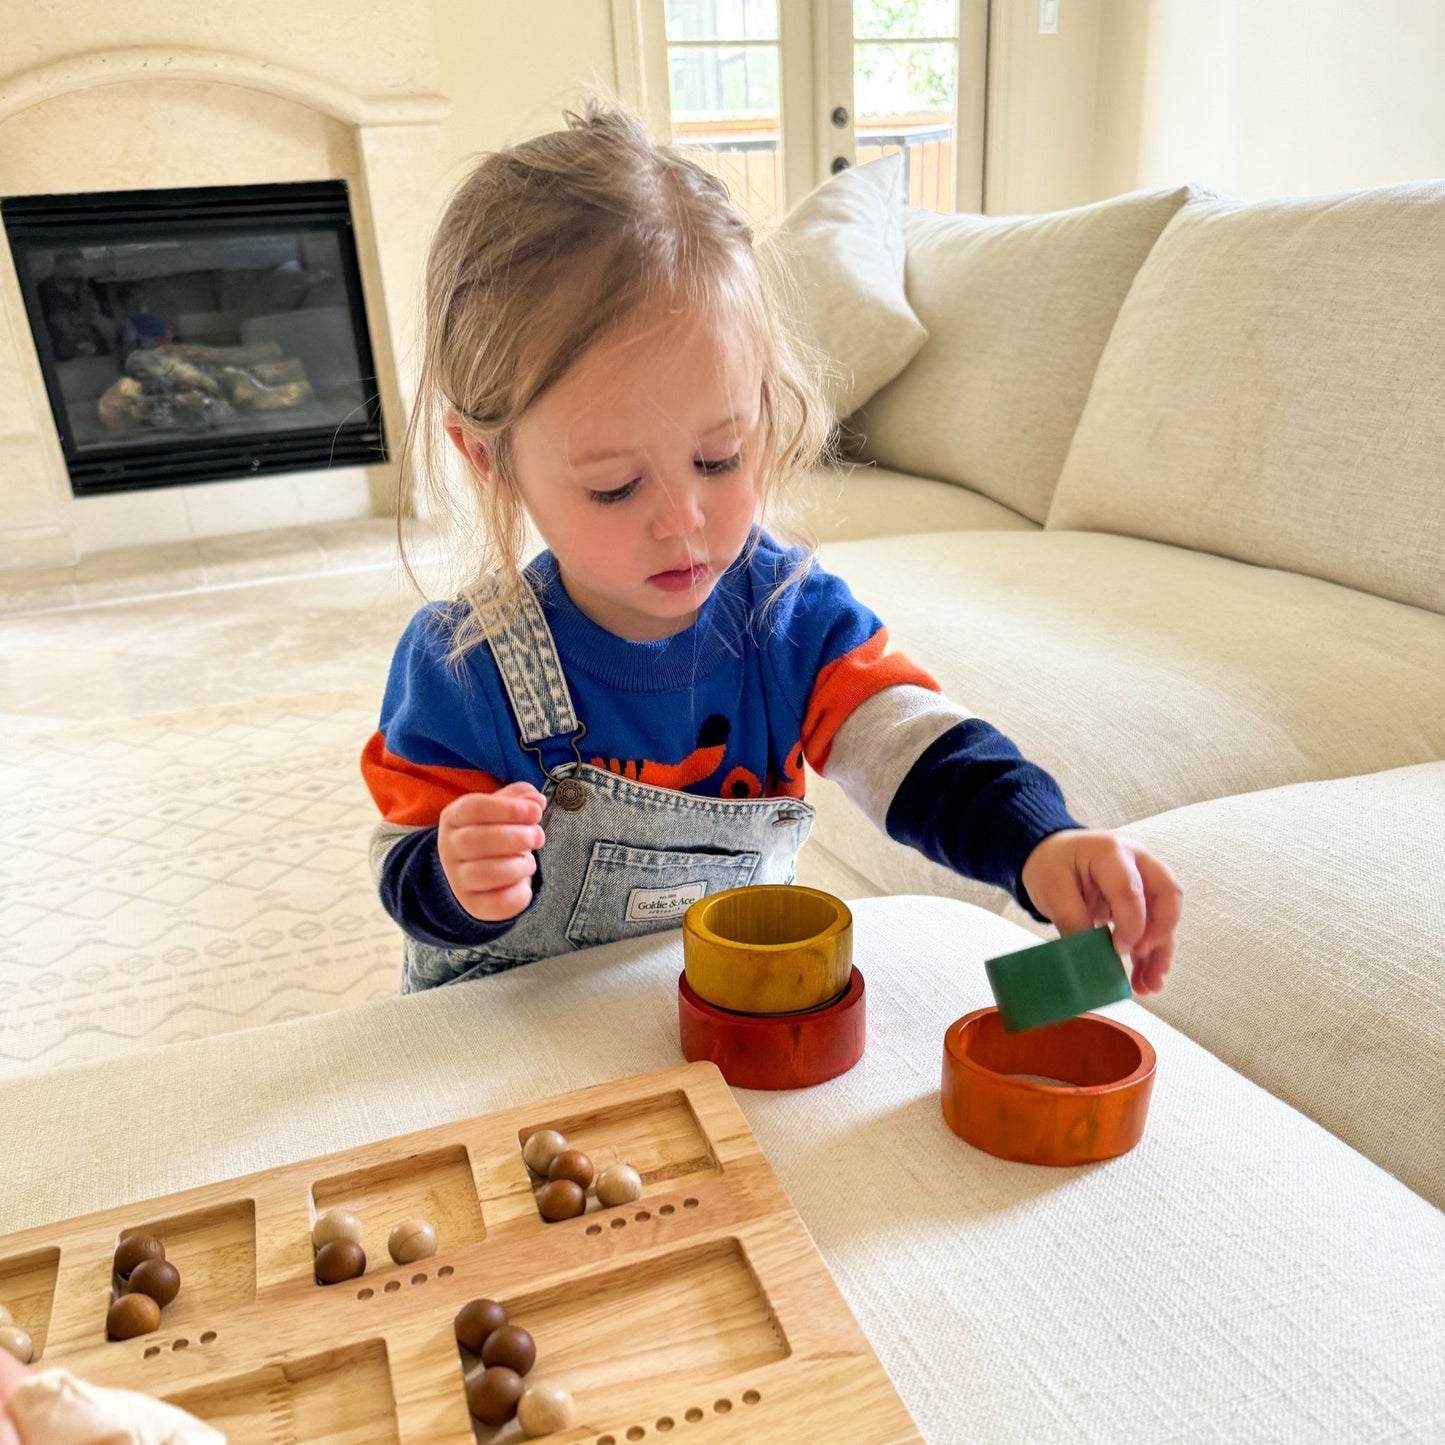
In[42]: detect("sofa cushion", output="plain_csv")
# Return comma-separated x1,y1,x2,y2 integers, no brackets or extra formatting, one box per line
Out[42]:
852,185,1201,523
1121,763,1445,1210
1048,183,1445,615
784,462,1038,543
759,153,927,420
803,530,1445,906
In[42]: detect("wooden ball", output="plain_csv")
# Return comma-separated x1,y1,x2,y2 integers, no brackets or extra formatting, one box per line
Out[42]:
547,1149,594,1191
387,1217,438,1265
311,1208,363,1250
518,1380,577,1437
480,1323,536,1376
107,1292,161,1340
113,1234,164,1279
536,1179,586,1222
127,1257,181,1308
465,1365,525,1426
0,1304,11,1327
595,1164,643,1207
455,1297,508,1352
314,1239,367,1285
0,1324,33,1365
521,1129,568,1175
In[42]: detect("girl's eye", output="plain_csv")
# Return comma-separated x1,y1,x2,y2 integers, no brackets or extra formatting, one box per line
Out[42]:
588,478,640,505
697,453,741,475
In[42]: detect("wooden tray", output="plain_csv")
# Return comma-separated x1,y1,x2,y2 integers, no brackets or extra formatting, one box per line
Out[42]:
0,1062,921,1444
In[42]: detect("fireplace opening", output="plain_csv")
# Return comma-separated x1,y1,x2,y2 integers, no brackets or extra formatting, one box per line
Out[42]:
2,181,387,495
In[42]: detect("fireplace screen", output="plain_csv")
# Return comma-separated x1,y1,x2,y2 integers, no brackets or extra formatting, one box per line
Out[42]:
2,181,387,495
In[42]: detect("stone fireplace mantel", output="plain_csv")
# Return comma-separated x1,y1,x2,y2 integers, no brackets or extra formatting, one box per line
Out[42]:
0,24,448,572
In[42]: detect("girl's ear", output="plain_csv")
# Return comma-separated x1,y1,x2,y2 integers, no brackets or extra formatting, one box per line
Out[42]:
444,413,492,482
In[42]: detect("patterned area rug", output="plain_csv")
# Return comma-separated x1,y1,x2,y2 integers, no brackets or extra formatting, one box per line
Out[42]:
0,690,403,1079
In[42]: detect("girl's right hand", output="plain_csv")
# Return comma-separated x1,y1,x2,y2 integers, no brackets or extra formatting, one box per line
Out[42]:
438,782,548,923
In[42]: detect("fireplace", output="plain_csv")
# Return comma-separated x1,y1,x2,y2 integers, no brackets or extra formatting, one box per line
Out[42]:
2,180,387,496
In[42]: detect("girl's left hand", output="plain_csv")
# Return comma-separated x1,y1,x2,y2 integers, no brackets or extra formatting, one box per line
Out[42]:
1019,829,1182,995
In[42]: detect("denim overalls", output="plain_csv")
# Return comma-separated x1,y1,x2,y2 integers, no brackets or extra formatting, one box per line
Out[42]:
402,576,814,992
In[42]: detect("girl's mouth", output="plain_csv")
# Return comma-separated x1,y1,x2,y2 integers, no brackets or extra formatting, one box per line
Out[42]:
648,563,710,592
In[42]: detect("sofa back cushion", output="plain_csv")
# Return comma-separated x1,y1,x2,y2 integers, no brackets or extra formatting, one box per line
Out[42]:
851,185,1199,523
1048,183,1445,615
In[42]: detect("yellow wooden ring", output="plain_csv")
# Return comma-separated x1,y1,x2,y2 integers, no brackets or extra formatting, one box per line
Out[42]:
682,885,853,1015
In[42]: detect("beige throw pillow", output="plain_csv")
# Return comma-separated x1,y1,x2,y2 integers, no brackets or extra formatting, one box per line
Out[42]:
1047,182,1445,614
854,185,1202,522
759,153,927,421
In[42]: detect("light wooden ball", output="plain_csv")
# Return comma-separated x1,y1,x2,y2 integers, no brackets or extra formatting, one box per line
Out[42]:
595,1164,643,1207
311,1208,364,1250
518,1380,577,1436
0,1324,33,1365
521,1129,568,1175
388,1217,438,1265
107,1292,161,1340
0,1304,11,1327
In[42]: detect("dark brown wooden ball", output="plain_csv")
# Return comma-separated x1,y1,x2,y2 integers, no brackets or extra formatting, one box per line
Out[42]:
480,1323,536,1376
113,1234,164,1279
314,1238,366,1285
546,1149,594,1191
465,1365,525,1426
454,1297,508,1352
535,1179,586,1222
127,1257,181,1308
107,1292,161,1340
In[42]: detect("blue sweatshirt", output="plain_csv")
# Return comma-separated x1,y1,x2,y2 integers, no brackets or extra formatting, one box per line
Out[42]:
363,532,1079,947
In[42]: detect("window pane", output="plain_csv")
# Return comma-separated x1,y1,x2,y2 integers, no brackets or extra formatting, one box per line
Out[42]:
666,0,778,43
669,43,782,228
854,42,956,212
854,0,957,41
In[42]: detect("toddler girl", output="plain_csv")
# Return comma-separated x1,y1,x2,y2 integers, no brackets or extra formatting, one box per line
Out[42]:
363,103,1181,995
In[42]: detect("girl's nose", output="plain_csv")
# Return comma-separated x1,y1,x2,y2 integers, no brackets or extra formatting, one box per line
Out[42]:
651,476,706,540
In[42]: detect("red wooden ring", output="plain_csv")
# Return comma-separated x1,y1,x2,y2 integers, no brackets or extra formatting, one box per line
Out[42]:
941,1007,1156,1166
678,966,866,1091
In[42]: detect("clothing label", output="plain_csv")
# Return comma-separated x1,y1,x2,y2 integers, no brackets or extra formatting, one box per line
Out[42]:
625,881,707,922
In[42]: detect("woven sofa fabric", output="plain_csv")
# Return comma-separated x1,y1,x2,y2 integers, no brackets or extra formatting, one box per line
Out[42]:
853,185,1200,523
1048,182,1445,615
1124,763,1445,1210
786,462,1039,542
758,152,927,421
804,530,1445,904
0,897,1441,1443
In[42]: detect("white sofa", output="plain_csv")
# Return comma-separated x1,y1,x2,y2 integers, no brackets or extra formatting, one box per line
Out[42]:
781,172,1445,1211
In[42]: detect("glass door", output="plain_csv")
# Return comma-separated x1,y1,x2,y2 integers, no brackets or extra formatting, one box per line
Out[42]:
617,0,986,219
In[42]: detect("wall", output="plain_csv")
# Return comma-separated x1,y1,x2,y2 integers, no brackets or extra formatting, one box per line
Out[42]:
1094,0,1445,200
428,0,618,180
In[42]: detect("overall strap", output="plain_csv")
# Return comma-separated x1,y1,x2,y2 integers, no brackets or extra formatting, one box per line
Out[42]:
477,572,584,773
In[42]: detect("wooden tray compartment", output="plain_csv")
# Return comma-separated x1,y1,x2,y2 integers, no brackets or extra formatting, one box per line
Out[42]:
0,1063,920,1444
0,1246,59,1359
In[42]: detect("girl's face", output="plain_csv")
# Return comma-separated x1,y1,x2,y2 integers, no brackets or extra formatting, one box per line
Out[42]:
467,305,764,642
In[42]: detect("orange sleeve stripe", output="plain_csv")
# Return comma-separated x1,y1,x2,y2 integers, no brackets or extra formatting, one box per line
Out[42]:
800,630,940,771
360,731,502,827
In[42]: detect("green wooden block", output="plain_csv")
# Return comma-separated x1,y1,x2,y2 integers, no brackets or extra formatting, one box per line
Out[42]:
984,926,1133,1033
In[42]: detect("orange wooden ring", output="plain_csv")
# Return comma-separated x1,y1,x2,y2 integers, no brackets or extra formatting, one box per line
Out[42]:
941,1007,1156,1166
678,967,866,1090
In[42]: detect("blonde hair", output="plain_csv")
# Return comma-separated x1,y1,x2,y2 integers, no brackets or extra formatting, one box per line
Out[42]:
401,99,834,657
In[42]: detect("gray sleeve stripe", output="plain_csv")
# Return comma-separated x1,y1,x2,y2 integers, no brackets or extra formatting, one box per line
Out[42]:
370,820,426,881
817,685,973,830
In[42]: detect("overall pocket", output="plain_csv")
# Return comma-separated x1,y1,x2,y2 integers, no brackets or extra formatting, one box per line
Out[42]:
564,841,761,950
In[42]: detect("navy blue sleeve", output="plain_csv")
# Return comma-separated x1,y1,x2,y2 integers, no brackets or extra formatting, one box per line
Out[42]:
884,718,1082,921
377,827,540,950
